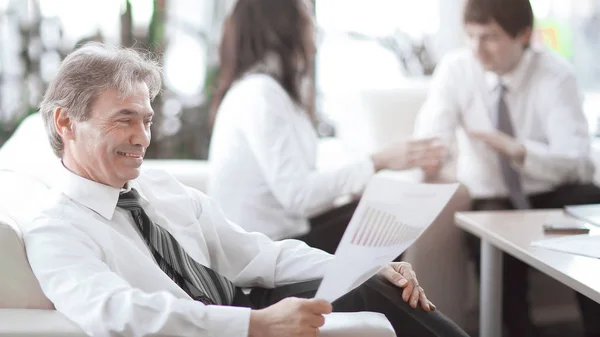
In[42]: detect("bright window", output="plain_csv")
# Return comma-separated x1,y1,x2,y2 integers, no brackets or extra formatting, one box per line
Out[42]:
315,0,441,93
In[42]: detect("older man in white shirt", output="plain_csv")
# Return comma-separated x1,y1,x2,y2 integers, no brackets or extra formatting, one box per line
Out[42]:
414,0,600,336
22,43,470,337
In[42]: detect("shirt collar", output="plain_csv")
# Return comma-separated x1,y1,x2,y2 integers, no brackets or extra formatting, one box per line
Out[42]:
485,48,534,93
56,162,149,220
124,179,150,206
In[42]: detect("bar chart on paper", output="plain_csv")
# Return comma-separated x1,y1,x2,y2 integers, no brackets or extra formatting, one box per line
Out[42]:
350,205,422,248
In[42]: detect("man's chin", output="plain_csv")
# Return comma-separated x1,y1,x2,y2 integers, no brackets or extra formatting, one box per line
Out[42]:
479,61,494,71
479,61,503,74
122,167,142,181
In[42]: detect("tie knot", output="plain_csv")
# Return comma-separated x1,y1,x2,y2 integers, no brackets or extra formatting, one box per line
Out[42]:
496,82,507,96
117,188,143,211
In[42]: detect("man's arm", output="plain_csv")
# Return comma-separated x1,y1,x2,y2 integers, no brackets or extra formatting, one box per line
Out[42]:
185,188,436,310
413,55,463,179
520,74,594,184
182,190,438,336
185,187,334,288
470,73,595,184
24,218,251,337
414,56,462,139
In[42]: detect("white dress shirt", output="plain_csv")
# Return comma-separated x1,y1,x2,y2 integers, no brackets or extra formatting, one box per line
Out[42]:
414,47,595,199
208,73,375,239
23,163,333,337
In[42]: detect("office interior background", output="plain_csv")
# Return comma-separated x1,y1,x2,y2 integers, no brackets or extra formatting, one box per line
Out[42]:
1,1,600,335
1,0,600,157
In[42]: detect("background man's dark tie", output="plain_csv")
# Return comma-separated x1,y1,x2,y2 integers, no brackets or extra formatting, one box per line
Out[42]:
495,84,531,209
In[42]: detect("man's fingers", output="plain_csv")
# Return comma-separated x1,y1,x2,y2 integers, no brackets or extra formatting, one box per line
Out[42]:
397,262,411,274
467,130,486,138
411,157,440,169
408,141,445,154
301,299,330,328
409,286,420,308
418,288,431,312
300,326,319,337
408,137,439,148
306,313,326,328
408,143,446,164
402,280,414,302
422,164,441,175
409,149,445,163
407,151,443,168
380,266,408,288
429,301,437,311
470,132,503,147
379,265,394,279
305,299,333,315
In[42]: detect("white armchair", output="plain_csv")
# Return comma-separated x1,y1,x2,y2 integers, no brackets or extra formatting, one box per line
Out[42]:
0,114,395,337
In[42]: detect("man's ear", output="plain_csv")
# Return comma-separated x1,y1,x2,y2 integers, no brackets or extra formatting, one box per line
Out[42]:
519,27,532,47
54,107,75,140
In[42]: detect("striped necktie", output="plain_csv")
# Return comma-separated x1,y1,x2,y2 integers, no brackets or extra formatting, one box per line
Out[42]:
495,84,531,209
117,189,237,305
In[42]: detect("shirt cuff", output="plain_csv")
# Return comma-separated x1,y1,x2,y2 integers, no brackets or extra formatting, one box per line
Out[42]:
361,156,376,177
355,156,377,192
202,304,251,337
518,140,547,176
519,140,595,184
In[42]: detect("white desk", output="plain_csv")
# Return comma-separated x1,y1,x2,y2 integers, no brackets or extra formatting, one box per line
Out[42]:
455,210,600,337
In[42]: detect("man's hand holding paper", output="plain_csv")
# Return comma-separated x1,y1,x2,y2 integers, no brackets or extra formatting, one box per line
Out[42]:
315,171,459,305
379,262,436,312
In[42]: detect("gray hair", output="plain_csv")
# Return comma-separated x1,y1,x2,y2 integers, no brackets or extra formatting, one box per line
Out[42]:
39,42,162,157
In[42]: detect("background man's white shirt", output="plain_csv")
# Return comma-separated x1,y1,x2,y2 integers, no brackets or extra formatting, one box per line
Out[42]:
415,47,595,199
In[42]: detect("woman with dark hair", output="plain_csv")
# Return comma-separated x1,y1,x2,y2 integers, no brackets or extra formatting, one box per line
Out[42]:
208,0,445,254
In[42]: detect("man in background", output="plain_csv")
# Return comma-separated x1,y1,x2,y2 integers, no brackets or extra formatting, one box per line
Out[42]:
414,0,600,336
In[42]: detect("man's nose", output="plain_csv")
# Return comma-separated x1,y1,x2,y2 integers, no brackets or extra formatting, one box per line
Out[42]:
130,121,151,149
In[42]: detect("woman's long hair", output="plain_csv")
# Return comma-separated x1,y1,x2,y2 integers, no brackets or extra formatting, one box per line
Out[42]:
210,0,315,123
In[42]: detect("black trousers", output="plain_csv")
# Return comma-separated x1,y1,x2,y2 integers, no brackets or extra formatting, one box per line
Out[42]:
465,183,600,337
296,200,360,254
232,276,470,337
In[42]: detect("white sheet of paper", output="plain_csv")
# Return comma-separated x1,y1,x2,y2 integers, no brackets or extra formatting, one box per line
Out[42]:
315,171,459,302
531,234,600,259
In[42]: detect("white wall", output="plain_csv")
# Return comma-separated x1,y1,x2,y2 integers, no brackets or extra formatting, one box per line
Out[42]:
434,0,466,58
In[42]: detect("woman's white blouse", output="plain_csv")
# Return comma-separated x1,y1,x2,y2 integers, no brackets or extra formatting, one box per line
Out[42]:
208,74,375,239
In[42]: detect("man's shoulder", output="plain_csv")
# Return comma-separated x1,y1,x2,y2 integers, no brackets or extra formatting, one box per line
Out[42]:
433,49,480,83
136,167,209,222
25,192,81,232
24,193,103,257
136,167,202,202
138,167,182,186
532,47,576,81
34,190,70,216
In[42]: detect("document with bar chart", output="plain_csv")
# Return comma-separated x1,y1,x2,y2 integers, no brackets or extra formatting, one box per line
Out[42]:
315,171,459,302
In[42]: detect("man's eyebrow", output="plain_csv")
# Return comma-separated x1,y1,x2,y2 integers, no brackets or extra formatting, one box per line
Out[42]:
112,109,154,118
